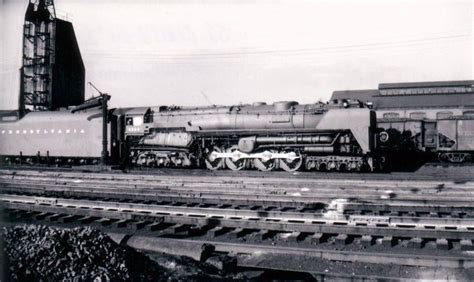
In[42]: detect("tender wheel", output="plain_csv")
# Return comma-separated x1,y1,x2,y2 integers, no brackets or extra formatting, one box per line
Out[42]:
253,150,277,171
205,146,224,170
337,162,347,172
279,151,303,172
225,145,247,171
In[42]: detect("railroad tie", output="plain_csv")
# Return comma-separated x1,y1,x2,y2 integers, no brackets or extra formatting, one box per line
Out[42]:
45,213,62,222
144,222,167,231
361,235,374,247
310,233,325,244
335,234,350,245
33,212,49,220
60,214,78,223
187,226,206,236
127,220,148,230
94,218,114,226
208,227,231,237
255,230,274,241
206,255,237,272
228,228,247,238
171,224,191,233
436,238,450,250
408,237,424,249
112,219,129,228
286,231,304,243
380,236,395,247
78,216,96,224
460,239,473,251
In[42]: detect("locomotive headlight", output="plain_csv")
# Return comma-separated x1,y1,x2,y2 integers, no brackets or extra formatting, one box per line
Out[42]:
379,131,389,143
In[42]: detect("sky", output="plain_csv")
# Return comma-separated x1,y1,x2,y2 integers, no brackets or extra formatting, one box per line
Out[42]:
1,0,473,110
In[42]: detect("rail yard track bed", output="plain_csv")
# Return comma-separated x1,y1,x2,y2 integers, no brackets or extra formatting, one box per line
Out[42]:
1,162,474,181
2,217,474,280
1,167,474,279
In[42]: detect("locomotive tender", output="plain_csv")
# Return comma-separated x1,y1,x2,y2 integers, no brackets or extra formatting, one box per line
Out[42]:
0,98,383,172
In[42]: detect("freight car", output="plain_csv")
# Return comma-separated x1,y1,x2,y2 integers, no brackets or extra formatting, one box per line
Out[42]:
0,97,384,172
331,80,474,163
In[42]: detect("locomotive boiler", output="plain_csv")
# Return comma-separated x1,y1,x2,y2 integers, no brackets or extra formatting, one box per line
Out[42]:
123,100,381,172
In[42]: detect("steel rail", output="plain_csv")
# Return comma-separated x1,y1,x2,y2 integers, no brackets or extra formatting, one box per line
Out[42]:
4,176,474,196
123,236,474,269
3,180,474,207
1,169,473,188
2,194,474,240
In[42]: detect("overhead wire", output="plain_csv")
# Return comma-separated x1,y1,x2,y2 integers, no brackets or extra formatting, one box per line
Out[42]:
82,33,472,61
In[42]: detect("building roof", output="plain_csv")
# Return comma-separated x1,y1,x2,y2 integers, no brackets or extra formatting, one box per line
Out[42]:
331,80,474,109
379,80,474,90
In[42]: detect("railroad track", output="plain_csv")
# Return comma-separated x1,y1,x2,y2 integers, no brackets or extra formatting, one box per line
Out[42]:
1,162,474,181
1,168,474,279
2,194,474,279
2,169,474,207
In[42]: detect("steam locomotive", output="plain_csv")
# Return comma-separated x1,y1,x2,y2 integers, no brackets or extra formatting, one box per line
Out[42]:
0,97,386,172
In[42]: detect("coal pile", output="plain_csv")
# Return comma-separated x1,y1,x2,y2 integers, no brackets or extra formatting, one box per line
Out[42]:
0,225,242,281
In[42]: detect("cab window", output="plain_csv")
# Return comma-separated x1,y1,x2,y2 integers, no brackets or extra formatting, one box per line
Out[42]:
133,116,143,126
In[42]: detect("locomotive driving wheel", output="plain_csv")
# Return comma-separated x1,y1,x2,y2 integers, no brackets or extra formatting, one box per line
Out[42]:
279,151,303,172
205,146,224,170
253,150,277,171
225,145,247,171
